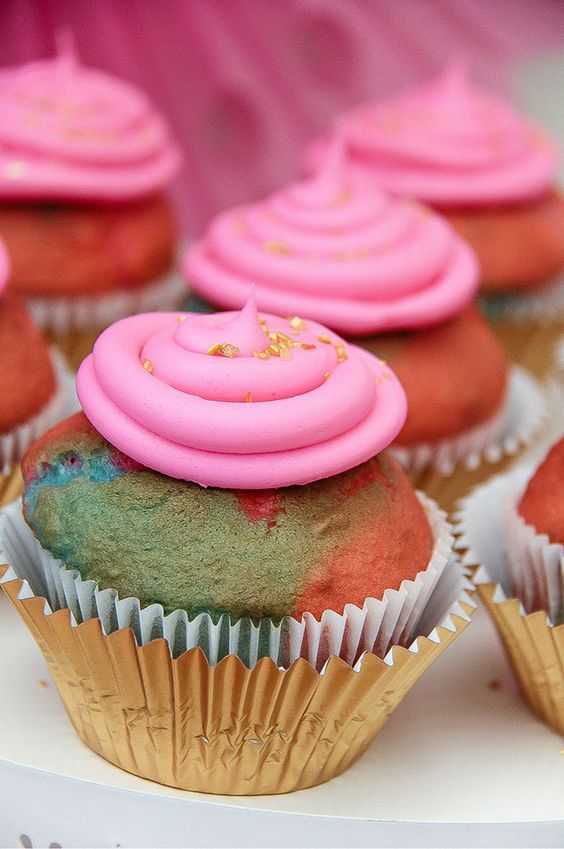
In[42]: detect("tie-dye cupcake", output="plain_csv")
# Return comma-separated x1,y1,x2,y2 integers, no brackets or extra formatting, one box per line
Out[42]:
306,67,564,379
184,141,544,509
0,34,183,369
0,294,473,794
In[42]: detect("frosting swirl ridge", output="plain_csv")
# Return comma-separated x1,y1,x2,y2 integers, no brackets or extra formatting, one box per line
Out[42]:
0,35,181,200
76,294,407,488
185,135,478,335
306,67,558,205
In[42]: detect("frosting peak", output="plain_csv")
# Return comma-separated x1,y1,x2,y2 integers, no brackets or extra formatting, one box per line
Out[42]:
76,302,407,488
0,34,181,201
185,150,478,336
307,67,559,206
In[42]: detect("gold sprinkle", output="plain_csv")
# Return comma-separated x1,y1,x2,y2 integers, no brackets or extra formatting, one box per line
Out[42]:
335,342,348,363
289,316,306,334
318,334,331,344
323,371,331,380
232,217,247,235
280,347,291,360
264,238,292,256
5,160,26,180
245,391,253,403
254,350,270,359
330,188,352,206
206,343,222,356
219,343,239,358
176,315,186,322
300,343,317,351
267,343,280,356
143,359,154,373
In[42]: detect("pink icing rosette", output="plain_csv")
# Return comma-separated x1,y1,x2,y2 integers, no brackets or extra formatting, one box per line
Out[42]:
76,293,407,489
185,136,478,336
306,67,559,207
0,34,181,201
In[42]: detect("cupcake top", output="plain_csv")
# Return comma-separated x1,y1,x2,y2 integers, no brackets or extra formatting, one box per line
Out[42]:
76,292,407,488
0,33,181,201
518,438,564,545
185,137,478,336
307,67,558,207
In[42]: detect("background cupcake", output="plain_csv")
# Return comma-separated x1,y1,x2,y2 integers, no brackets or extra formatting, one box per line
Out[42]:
184,141,544,510
0,294,473,794
0,237,74,505
457,437,564,735
0,34,184,369
305,67,564,379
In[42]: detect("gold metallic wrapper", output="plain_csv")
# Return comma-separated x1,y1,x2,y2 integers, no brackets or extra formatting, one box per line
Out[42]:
0,465,23,508
0,566,473,795
478,582,564,736
489,318,564,383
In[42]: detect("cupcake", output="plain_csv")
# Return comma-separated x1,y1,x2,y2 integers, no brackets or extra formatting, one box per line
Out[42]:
0,237,72,505
457,438,564,734
0,34,183,369
305,67,564,379
0,294,473,794
184,140,543,510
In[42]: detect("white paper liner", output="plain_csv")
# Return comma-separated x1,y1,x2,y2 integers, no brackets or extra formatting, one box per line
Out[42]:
455,462,563,626
480,274,564,323
392,366,547,476
26,266,186,333
0,348,79,475
0,493,474,671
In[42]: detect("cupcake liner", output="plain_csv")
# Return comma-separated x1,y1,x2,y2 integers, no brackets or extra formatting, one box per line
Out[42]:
455,466,564,735
26,265,186,335
0,493,470,671
0,495,474,795
0,348,78,502
392,366,547,510
480,277,564,382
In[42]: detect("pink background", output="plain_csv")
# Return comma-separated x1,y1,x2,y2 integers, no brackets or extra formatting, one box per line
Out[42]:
2,0,564,237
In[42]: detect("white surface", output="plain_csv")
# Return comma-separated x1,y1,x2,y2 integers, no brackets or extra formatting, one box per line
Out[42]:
1,591,563,848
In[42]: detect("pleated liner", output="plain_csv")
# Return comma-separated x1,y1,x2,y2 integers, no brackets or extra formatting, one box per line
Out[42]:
456,467,564,737
0,566,473,795
477,583,564,735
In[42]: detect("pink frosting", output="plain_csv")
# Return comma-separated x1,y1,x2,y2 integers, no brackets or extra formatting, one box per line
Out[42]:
0,33,181,201
76,293,407,489
306,67,559,207
185,134,478,336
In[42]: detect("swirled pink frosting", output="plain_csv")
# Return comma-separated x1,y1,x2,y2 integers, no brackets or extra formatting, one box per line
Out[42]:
306,67,559,206
185,135,478,336
76,293,407,488
0,34,181,201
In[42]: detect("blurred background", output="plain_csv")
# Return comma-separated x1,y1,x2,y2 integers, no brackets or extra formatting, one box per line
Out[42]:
3,0,564,237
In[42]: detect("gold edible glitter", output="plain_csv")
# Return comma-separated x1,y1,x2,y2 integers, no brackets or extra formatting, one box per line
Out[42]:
143,359,154,373
245,392,253,403
264,239,292,256
300,343,317,351
176,315,186,322
289,316,306,333
318,335,331,344
5,160,26,180
206,343,222,356
218,343,239,358
335,343,348,363
323,371,331,380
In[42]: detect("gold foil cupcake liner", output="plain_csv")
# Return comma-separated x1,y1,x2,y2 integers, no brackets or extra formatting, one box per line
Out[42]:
0,496,475,794
393,366,547,511
28,268,186,371
0,348,77,495
0,494,470,671
480,276,564,382
456,465,564,735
